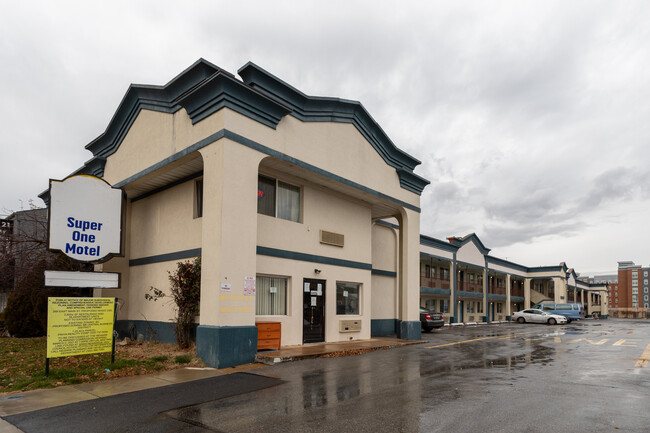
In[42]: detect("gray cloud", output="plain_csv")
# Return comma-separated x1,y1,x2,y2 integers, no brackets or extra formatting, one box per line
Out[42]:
2,1,650,270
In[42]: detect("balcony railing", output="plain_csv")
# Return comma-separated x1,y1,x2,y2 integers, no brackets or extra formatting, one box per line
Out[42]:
420,275,450,290
488,287,506,295
511,288,524,297
457,281,483,293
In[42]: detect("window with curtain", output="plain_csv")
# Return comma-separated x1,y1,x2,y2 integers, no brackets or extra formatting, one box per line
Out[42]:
277,181,300,222
256,276,287,315
477,301,483,313
257,175,300,222
336,282,360,315
440,299,449,313
257,175,276,217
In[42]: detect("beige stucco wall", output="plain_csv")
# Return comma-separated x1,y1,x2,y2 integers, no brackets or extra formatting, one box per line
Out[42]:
371,224,398,320
257,180,372,263
456,242,485,268
223,110,420,210
129,180,202,259
488,264,527,278
256,255,371,346
420,245,454,260
372,224,398,273
99,95,423,340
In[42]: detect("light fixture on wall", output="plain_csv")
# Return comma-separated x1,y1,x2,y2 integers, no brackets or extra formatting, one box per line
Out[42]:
314,269,321,274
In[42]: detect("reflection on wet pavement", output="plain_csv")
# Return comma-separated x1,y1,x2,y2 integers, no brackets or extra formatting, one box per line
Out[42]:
165,322,650,432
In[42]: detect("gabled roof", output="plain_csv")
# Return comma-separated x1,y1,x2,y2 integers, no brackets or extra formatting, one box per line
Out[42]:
420,234,458,253
447,233,491,255
41,59,429,203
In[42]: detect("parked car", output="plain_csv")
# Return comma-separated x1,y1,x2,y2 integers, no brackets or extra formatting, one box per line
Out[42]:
512,309,567,325
532,302,584,322
420,308,445,332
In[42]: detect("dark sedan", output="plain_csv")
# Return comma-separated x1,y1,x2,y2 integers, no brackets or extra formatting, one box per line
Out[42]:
420,308,445,332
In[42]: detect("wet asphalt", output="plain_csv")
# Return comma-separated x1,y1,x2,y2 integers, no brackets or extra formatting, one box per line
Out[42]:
7,319,650,432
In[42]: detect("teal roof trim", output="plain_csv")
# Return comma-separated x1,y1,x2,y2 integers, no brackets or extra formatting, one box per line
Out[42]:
65,59,428,197
238,62,430,195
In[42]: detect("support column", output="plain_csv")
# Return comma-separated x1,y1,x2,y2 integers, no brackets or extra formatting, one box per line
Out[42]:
553,277,564,303
450,259,457,323
483,265,488,323
196,140,264,368
524,278,531,309
506,274,512,318
397,207,421,340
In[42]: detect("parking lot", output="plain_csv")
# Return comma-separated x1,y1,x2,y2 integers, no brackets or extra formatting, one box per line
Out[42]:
6,319,650,432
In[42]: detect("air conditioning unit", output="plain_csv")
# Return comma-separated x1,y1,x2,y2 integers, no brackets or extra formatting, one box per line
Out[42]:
339,319,361,332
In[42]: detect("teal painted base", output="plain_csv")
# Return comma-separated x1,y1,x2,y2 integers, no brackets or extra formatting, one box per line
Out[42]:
371,319,399,336
505,316,511,321
449,316,457,324
397,320,421,340
482,316,488,323
196,325,258,369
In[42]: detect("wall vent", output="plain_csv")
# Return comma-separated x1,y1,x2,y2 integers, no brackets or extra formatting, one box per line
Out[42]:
339,319,361,332
320,230,344,247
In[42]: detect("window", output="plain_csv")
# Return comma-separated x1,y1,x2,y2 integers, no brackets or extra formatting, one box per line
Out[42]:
194,179,203,218
441,268,450,280
256,276,287,315
497,303,503,313
467,302,475,313
469,274,475,283
425,299,436,311
257,175,300,222
645,295,649,302
645,271,649,277
440,299,449,313
336,282,360,315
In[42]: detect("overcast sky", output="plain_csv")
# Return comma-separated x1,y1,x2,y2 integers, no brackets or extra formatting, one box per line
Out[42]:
2,1,649,274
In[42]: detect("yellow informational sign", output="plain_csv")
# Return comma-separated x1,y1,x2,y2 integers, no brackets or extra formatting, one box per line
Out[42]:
47,297,115,358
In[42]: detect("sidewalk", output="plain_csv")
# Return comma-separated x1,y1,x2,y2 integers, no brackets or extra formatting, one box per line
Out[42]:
0,337,421,432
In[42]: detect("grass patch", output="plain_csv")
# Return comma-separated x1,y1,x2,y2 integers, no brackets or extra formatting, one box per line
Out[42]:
174,355,192,364
150,356,169,363
0,338,201,394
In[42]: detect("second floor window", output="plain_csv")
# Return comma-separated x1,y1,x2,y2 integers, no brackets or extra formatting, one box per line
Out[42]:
258,175,301,222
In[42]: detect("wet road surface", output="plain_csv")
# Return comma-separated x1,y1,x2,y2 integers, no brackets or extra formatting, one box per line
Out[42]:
7,319,650,432
168,319,650,432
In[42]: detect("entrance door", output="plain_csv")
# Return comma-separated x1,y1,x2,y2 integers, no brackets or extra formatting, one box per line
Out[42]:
458,300,464,323
491,303,495,321
303,279,326,344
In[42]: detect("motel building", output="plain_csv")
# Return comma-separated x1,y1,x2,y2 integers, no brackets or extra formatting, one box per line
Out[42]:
41,59,608,369
42,59,430,368
413,233,609,323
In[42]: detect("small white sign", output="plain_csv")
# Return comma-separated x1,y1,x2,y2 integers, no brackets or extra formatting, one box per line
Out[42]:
44,271,120,288
311,290,318,295
343,290,349,298
270,286,277,294
244,276,255,296
220,283,231,292
48,175,123,262
317,288,322,296
317,283,322,290
304,283,310,292
311,296,317,306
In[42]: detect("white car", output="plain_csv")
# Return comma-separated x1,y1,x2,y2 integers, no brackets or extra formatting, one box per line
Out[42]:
512,309,567,325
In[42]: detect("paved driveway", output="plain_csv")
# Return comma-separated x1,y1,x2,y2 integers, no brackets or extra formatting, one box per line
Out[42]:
4,319,650,432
